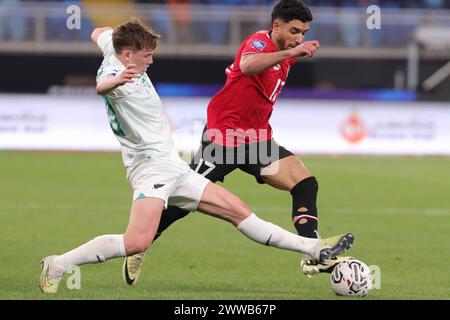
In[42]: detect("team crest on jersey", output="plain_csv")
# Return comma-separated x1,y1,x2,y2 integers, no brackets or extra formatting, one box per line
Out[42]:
251,39,266,51
107,69,119,77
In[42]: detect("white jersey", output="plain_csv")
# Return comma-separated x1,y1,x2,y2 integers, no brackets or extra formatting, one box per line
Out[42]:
95,30,180,167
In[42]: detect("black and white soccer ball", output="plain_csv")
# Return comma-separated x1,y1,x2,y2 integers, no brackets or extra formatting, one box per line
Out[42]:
330,258,372,297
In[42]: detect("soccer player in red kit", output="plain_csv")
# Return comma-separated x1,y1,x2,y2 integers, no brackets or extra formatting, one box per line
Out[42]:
207,28,301,147
122,0,353,285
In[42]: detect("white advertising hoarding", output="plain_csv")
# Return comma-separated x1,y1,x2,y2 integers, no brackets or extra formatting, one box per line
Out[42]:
271,100,450,156
0,94,449,156
0,94,118,151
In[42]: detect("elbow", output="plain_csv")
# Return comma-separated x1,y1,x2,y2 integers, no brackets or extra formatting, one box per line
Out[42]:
90,28,99,43
96,85,105,96
242,70,253,77
239,62,253,77
91,27,112,43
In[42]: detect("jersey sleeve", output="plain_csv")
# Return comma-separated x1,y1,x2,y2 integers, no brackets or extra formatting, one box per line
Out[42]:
96,29,114,57
97,65,121,82
96,65,132,98
288,57,297,66
241,33,299,67
241,35,272,56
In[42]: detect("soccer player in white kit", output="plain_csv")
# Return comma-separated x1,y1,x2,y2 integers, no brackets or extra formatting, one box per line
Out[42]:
39,19,354,294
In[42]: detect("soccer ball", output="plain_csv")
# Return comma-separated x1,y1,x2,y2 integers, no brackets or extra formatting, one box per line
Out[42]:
330,258,372,297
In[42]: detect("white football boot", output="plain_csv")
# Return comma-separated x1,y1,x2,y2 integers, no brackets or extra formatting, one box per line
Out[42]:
40,255,64,293
122,253,145,285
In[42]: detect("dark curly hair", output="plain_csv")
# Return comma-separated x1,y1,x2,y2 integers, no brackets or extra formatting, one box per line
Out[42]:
271,0,313,24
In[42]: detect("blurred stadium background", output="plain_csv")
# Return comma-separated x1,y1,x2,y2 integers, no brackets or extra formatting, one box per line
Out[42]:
1,0,450,153
1,0,449,299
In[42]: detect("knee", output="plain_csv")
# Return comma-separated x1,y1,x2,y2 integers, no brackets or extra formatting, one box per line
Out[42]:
124,233,153,255
291,176,318,196
229,197,252,219
289,160,313,187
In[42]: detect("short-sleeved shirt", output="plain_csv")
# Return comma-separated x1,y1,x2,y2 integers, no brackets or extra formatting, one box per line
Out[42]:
207,31,297,147
96,30,181,167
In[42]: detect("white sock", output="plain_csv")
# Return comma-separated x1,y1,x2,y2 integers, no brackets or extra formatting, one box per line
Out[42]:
237,213,318,255
53,234,126,272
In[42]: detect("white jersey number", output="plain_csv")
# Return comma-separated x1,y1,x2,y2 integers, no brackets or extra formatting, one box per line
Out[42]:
269,79,285,102
193,158,216,177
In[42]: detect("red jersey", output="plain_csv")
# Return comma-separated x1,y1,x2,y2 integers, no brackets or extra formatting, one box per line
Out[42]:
207,31,297,146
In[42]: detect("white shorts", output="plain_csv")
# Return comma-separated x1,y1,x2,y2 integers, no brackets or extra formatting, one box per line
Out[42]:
126,157,210,211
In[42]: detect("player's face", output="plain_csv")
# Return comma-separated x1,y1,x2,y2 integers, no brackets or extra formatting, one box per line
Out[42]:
272,19,309,50
130,48,154,74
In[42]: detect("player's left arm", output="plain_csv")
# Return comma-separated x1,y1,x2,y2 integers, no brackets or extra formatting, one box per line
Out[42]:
96,64,140,96
240,40,319,76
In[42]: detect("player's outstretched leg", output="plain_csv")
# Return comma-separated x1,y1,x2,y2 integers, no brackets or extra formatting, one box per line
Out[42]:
197,182,354,263
122,205,190,285
261,155,353,275
40,198,164,293
301,255,354,276
39,234,127,294
309,233,354,265
40,256,65,294
39,233,127,294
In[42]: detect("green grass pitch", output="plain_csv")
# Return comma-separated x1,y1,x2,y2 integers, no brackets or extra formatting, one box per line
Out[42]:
1,151,449,299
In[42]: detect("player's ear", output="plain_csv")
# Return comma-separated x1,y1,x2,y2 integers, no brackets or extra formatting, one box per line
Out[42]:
272,18,281,33
123,49,132,61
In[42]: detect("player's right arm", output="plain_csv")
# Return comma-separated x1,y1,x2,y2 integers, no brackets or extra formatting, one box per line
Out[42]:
91,27,113,44
240,40,319,76
96,64,140,96
92,27,115,57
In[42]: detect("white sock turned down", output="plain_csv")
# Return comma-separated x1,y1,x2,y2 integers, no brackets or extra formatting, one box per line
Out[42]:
237,213,318,255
